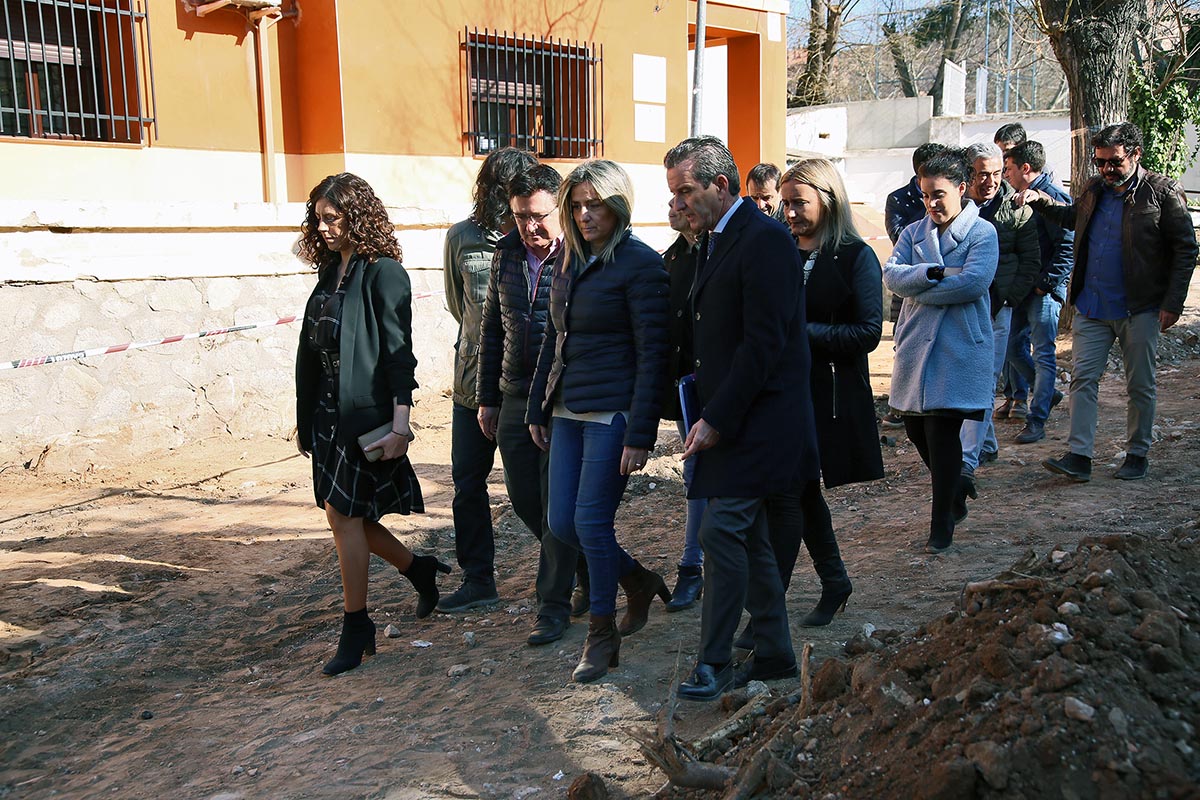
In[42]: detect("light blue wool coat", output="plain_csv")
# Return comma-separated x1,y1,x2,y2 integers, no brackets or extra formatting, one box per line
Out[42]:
884,201,999,414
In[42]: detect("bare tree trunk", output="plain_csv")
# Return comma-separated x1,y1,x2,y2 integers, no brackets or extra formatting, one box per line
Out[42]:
1036,0,1146,189
882,23,919,97
791,0,847,106
930,0,969,115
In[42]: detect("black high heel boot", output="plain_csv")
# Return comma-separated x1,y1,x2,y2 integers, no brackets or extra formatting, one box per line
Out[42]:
800,582,853,627
400,555,452,619
323,608,376,676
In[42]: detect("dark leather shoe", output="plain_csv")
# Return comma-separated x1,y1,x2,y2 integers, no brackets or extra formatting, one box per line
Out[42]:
1015,421,1045,444
677,661,733,702
617,562,670,635
978,448,998,466
1114,454,1148,480
1050,389,1064,410
995,398,1015,419
732,655,798,689
436,580,499,613
527,615,569,646
1043,452,1092,482
665,565,703,612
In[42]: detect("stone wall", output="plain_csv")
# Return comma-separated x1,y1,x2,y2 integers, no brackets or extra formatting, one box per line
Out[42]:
0,270,455,472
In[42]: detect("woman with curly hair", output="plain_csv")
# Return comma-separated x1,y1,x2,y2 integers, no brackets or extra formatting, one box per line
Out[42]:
296,172,450,676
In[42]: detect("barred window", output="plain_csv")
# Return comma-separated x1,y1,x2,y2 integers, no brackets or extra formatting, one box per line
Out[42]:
463,27,603,159
1,0,156,143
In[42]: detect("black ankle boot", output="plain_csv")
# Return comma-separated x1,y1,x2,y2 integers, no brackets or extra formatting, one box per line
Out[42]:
800,581,852,627
323,608,376,676
401,555,451,619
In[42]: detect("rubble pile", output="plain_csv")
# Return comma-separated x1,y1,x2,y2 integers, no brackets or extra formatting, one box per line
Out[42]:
680,529,1199,799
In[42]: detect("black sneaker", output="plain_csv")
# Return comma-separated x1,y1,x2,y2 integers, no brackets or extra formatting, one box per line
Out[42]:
436,580,499,612
1114,454,1148,480
978,449,999,465
1042,452,1092,482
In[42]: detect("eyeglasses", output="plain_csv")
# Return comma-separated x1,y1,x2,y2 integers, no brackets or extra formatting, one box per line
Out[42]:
1092,156,1128,169
513,210,556,224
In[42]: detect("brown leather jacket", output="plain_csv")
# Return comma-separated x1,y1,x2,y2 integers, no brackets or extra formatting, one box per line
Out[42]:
1033,165,1197,316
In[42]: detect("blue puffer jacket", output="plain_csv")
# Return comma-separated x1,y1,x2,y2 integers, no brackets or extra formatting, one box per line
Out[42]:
884,201,999,414
526,229,669,449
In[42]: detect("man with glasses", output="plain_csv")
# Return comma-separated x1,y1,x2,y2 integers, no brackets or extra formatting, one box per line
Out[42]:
475,164,587,644
1016,122,1197,482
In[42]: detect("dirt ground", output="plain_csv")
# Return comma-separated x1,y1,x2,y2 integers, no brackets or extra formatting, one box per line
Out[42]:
3,304,1200,798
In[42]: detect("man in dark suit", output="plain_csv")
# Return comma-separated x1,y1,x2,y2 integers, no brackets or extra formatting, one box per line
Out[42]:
663,136,821,701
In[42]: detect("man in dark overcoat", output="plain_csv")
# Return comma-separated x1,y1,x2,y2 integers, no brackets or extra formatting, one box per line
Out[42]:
664,136,821,701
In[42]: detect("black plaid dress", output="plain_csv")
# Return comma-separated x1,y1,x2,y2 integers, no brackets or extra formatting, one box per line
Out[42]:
304,267,424,522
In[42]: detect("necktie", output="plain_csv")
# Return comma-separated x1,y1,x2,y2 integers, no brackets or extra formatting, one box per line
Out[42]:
706,230,720,258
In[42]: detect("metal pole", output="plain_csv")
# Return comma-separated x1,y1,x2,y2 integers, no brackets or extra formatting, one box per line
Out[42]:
983,0,991,113
691,0,705,137
1003,0,1014,113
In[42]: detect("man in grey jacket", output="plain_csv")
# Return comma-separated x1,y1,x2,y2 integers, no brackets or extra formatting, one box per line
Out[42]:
1018,122,1197,482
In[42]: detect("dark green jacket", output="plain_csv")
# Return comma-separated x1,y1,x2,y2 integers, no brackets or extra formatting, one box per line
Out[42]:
985,181,1042,312
444,218,501,408
296,255,418,451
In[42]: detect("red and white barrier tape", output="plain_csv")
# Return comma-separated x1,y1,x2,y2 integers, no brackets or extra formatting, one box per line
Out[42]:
2,289,445,371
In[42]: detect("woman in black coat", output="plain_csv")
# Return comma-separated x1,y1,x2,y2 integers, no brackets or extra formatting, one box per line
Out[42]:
774,158,884,625
526,159,670,683
296,173,449,676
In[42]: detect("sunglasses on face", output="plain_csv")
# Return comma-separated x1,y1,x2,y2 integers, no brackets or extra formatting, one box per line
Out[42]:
1093,157,1128,169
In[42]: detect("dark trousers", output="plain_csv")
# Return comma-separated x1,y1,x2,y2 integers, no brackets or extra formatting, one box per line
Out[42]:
766,479,849,593
698,496,793,666
451,402,497,585
903,415,964,541
495,395,578,620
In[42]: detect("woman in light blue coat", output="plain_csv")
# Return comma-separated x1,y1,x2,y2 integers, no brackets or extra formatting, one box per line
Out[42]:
884,149,998,553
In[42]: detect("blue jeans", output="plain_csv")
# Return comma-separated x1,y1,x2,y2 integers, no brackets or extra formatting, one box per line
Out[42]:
961,306,1012,475
1003,313,1031,402
1008,293,1062,424
675,420,706,568
546,414,635,617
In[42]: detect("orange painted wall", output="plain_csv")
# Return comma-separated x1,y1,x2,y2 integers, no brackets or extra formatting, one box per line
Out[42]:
153,2,261,151
694,1,787,178
332,0,693,165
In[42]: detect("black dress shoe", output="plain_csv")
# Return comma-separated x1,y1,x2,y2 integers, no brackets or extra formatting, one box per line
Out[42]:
732,655,798,689
665,565,703,612
527,615,569,646
677,661,733,702
1043,452,1092,482
1114,454,1148,480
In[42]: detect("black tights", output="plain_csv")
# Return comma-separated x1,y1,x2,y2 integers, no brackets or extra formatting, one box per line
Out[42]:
903,416,964,542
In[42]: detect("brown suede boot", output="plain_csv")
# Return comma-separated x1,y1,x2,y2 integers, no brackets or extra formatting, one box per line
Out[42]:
572,614,621,683
617,562,671,636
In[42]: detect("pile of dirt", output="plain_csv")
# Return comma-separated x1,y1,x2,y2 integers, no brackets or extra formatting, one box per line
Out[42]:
660,528,1200,799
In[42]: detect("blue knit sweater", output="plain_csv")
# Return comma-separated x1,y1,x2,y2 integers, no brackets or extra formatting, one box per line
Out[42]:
884,201,999,414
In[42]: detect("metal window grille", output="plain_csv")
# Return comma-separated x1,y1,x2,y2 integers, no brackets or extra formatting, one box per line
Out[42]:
1,0,156,143
463,27,603,159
